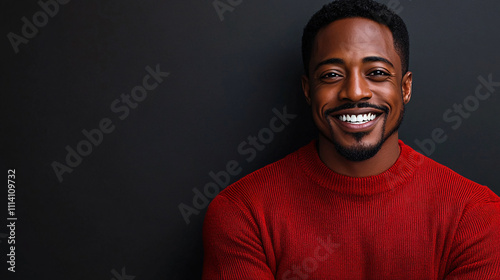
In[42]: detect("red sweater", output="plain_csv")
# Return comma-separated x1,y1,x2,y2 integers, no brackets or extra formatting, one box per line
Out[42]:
202,140,500,280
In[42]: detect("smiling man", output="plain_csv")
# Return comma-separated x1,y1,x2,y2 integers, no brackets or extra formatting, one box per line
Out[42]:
302,13,411,178
202,1,500,279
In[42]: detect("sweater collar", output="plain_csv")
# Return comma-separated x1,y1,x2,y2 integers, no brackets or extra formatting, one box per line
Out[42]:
298,139,423,196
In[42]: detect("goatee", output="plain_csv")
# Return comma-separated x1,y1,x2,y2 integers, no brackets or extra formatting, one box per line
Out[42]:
332,104,405,162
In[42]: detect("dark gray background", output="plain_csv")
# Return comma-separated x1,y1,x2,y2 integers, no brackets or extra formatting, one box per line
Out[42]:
2,0,499,279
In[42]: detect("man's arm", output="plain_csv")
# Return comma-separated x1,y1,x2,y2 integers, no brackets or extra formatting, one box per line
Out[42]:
202,194,275,280
445,187,500,279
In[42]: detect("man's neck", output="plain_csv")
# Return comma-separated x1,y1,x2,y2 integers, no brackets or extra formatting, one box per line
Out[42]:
317,134,401,177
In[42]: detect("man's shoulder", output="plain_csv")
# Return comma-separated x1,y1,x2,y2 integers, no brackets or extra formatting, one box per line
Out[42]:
213,142,312,204
228,145,304,188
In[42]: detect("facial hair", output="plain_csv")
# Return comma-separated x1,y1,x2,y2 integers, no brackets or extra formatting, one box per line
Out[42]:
331,103,405,162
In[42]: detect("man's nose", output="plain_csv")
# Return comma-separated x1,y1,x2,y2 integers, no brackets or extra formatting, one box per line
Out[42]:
338,73,372,102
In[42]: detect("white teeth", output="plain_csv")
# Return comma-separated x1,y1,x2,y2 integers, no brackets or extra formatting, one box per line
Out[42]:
337,113,377,124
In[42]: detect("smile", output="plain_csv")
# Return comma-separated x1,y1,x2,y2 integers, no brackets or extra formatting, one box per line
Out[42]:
337,113,377,124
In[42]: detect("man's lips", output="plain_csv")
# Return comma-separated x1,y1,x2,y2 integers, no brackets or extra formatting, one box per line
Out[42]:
333,108,383,122
331,111,382,131
324,103,388,132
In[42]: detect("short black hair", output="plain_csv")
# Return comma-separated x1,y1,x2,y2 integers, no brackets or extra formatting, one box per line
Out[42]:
302,0,409,76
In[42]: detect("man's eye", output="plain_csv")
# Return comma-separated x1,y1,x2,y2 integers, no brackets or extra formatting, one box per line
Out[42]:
368,70,390,76
321,72,341,79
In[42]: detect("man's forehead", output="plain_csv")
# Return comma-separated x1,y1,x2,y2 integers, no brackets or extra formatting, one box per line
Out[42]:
312,17,398,66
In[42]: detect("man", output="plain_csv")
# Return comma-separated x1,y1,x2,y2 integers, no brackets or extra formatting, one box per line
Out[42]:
202,0,500,279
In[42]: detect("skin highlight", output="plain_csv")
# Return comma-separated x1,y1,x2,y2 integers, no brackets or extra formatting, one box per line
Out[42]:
301,17,413,177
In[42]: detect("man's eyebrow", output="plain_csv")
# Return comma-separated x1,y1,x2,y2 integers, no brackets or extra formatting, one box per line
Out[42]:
363,56,394,68
314,58,345,72
314,57,394,72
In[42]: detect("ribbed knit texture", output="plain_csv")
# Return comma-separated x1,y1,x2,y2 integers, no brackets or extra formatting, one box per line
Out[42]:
202,140,500,280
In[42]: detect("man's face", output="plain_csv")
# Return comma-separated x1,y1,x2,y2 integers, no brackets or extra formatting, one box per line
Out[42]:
302,17,412,161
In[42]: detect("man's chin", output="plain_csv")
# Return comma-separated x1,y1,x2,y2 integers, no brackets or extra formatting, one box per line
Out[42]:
333,141,383,162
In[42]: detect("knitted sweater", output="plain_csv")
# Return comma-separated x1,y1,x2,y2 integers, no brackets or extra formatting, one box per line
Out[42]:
202,140,500,280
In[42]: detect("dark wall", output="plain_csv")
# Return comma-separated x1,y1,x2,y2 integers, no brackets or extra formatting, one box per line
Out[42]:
2,0,499,279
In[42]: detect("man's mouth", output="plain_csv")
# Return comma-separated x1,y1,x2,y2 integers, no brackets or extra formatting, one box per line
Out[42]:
324,103,388,131
336,113,377,124
330,109,385,132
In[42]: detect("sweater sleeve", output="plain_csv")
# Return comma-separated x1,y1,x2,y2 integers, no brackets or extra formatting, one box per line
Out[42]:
202,194,275,280
445,187,500,279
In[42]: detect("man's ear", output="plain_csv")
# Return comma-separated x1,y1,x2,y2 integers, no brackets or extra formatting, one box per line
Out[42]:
402,71,412,104
302,74,311,105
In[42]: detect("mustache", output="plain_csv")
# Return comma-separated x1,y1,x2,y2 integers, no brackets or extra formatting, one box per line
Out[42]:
324,102,389,117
